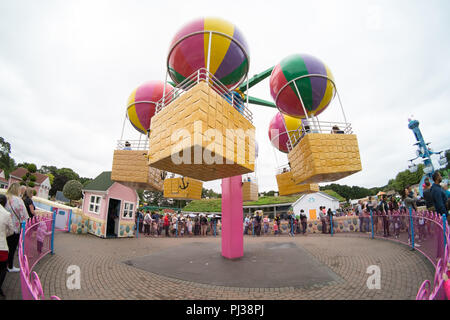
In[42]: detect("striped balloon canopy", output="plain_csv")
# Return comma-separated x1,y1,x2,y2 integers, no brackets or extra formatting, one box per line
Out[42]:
268,112,303,153
270,54,335,119
127,81,173,134
167,17,250,89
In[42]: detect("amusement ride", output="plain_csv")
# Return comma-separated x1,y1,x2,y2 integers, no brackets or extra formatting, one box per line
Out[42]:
111,17,362,259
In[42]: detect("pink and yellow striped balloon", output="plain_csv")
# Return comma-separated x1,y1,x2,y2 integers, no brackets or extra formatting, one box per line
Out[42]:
127,81,173,134
167,17,249,89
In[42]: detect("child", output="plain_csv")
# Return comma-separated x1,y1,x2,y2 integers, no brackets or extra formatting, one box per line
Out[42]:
263,216,269,235
393,215,400,239
418,215,425,242
179,219,185,237
273,221,278,236
36,221,51,255
187,218,192,236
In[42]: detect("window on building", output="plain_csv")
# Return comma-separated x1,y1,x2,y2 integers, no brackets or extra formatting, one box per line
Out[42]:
123,202,134,218
89,195,101,214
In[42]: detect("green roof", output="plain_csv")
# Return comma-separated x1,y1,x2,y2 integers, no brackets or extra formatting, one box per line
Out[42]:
243,196,298,206
321,190,345,202
183,199,222,212
182,196,300,212
83,171,114,191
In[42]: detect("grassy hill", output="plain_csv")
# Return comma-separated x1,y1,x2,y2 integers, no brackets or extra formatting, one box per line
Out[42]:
183,199,222,212
243,196,299,206
182,195,300,212
321,189,346,202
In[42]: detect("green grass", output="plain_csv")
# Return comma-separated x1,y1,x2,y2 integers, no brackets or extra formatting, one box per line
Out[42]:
182,196,300,212
321,189,346,202
243,196,299,206
183,199,222,212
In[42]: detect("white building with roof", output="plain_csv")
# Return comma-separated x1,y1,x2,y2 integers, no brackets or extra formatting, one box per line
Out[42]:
292,192,340,220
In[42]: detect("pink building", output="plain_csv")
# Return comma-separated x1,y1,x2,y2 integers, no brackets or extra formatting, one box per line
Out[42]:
82,171,138,238
8,168,51,198
0,169,8,189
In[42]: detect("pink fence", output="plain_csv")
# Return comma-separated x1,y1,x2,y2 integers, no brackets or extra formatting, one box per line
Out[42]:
18,214,61,300
331,209,449,300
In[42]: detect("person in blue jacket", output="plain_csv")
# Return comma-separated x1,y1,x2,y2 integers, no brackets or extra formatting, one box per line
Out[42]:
430,171,448,215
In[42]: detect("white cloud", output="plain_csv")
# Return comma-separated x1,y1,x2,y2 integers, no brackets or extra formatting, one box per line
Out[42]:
0,0,449,195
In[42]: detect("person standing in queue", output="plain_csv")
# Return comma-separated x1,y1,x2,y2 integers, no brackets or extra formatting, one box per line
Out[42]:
200,214,208,236
327,208,333,234
275,213,281,235
0,194,14,297
4,183,29,272
22,187,36,219
163,213,170,237
319,206,327,234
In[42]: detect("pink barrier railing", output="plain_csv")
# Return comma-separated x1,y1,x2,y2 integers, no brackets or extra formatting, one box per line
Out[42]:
18,214,61,300
332,209,449,300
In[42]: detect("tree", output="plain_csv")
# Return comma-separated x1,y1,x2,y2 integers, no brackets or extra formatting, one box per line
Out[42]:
50,168,80,197
0,137,16,178
46,173,55,185
201,188,220,199
63,180,83,205
19,163,38,190
38,165,58,175
144,190,163,206
17,162,32,169
79,177,93,186
392,164,424,194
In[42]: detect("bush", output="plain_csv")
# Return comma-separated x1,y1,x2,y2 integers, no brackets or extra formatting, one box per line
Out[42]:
27,164,37,173
20,181,26,186
33,190,37,196
27,181,35,187
63,180,83,201
30,175,36,182
22,175,28,181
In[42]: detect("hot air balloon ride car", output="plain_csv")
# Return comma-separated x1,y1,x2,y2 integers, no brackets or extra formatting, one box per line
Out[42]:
270,54,362,184
147,17,255,182
163,174,203,200
242,141,259,201
111,81,172,190
268,112,319,196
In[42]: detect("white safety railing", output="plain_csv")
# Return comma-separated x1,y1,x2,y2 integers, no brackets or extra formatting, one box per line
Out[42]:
155,68,253,123
276,164,291,175
286,120,353,152
116,139,149,151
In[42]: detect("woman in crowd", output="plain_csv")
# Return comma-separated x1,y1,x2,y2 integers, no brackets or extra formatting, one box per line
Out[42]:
171,214,178,236
194,216,200,235
143,211,151,236
200,214,208,237
187,217,192,236
22,187,36,219
300,210,308,235
4,183,29,272
274,213,281,235
0,194,14,297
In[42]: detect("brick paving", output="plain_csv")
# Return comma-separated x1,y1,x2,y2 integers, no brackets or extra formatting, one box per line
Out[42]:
1,232,434,300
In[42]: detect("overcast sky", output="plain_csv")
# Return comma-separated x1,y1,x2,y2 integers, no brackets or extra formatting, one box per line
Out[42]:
1,0,449,193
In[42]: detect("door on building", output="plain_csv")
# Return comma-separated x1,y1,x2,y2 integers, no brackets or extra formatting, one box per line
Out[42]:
309,209,317,220
55,209,69,230
106,198,121,237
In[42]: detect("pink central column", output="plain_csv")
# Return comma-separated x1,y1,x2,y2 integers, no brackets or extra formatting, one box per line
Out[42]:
221,175,244,259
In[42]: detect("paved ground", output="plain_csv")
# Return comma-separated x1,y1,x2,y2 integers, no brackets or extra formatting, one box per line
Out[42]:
1,232,434,300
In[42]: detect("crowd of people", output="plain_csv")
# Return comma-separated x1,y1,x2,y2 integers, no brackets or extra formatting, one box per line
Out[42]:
135,209,220,238
243,209,310,237
339,171,449,242
0,183,37,298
